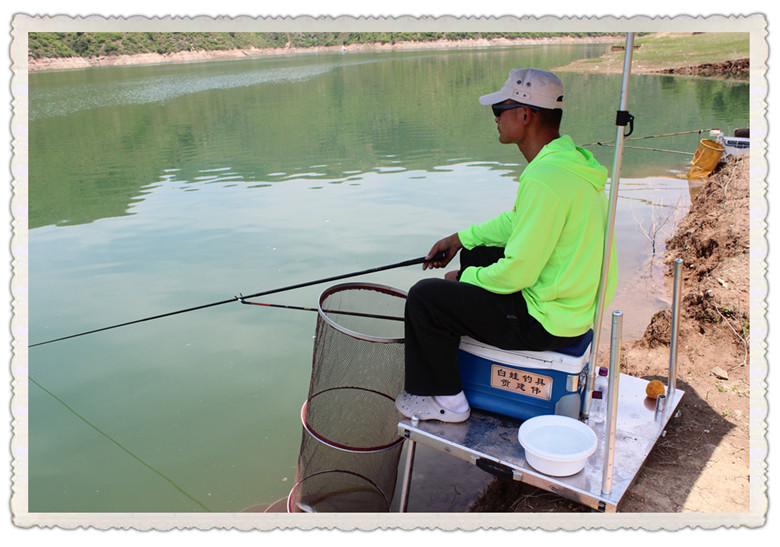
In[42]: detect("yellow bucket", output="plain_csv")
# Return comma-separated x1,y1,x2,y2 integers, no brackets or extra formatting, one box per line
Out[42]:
687,139,724,178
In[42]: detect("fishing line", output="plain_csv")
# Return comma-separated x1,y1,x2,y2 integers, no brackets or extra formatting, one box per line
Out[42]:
28,375,213,512
580,128,715,148
592,143,695,156
29,253,444,348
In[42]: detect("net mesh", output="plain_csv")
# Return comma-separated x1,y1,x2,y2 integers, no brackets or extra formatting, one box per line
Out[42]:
288,283,407,513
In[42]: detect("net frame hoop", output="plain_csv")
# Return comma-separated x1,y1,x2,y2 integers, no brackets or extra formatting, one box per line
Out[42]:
301,386,406,453
286,468,392,513
317,282,407,344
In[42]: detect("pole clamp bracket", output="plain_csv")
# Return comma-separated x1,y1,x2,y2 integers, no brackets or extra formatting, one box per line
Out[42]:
616,110,635,137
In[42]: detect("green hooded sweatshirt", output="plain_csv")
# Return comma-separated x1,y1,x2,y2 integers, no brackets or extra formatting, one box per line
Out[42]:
458,135,618,338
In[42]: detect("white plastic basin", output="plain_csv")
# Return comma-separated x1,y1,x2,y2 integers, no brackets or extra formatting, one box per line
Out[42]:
517,415,597,476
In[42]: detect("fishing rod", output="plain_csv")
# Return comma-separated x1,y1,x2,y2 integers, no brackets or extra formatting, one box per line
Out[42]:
580,128,715,148
29,252,445,348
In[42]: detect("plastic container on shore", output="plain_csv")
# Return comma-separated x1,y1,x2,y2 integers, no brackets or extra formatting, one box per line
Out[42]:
589,366,609,423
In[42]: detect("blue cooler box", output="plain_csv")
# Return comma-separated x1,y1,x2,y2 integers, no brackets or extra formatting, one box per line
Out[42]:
458,330,593,421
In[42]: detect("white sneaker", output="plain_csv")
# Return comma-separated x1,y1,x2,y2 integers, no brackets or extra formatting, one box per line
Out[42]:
395,391,471,423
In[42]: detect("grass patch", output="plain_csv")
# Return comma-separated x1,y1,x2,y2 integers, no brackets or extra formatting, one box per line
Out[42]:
556,32,749,74
632,32,749,69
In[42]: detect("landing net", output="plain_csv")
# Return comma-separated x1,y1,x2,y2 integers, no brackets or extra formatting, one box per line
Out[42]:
287,282,407,513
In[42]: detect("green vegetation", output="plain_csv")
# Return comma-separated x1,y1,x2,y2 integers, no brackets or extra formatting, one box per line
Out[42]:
632,32,749,67
28,31,621,59
555,32,749,77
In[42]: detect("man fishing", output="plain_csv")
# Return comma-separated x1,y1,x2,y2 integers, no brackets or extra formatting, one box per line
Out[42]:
396,68,618,423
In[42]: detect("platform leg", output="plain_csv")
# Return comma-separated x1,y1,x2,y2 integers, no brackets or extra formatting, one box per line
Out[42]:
668,258,683,403
399,438,416,512
602,311,623,496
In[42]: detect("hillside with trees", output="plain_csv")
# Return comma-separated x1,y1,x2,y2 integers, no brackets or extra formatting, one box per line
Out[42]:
28,31,621,60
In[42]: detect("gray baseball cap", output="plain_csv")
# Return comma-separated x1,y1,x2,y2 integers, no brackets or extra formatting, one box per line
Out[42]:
479,68,565,110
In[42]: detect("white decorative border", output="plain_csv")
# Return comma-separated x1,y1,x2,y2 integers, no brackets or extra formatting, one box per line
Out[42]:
8,12,769,534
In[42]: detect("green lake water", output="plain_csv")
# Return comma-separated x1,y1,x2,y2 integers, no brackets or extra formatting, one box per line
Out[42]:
24,44,749,513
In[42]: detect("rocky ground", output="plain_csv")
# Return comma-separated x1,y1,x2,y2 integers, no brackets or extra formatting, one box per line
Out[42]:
469,155,755,514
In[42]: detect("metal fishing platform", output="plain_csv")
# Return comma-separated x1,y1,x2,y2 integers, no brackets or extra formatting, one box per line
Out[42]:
397,372,684,512
396,253,688,513
396,258,687,514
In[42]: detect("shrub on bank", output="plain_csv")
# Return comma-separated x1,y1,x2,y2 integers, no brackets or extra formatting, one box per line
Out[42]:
28,31,623,59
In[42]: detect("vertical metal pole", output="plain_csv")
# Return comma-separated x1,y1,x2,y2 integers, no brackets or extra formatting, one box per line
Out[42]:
583,32,635,420
602,311,623,496
668,258,683,404
398,438,416,512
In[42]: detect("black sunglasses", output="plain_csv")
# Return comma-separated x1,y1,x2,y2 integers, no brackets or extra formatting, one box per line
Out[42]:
491,102,539,118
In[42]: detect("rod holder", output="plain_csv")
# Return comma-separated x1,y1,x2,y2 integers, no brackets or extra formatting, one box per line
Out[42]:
654,394,667,421
601,310,623,497
668,258,683,405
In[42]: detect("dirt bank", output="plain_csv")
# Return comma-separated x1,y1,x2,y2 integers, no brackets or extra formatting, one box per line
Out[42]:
470,154,753,514
27,35,625,72
656,58,750,79
557,56,750,79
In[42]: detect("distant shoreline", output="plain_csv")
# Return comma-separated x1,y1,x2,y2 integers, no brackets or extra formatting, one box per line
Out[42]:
28,35,624,72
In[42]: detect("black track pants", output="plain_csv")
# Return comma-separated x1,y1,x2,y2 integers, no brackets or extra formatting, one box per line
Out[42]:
403,246,582,396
